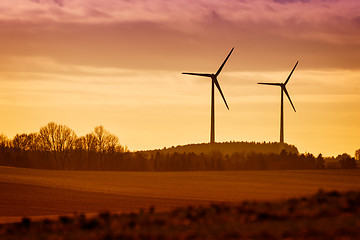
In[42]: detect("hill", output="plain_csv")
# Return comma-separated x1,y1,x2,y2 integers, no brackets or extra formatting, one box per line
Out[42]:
144,141,298,155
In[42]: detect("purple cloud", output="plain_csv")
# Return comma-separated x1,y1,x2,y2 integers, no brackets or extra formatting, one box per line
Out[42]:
0,0,359,71
273,0,310,3
30,0,64,7
0,0,354,27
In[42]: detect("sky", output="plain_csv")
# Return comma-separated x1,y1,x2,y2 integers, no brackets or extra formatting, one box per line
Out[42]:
0,0,360,157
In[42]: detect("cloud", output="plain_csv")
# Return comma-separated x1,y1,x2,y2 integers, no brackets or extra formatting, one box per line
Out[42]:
273,0,310,4
0,0,358,25
0,0,359,71
29,0,64,7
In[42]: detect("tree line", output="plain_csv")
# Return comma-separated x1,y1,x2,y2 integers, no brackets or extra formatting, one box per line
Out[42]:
146,151,357,170
0,122,127,170
0,122,358,170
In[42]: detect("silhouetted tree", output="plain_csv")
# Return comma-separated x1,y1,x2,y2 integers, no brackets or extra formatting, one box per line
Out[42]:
303,153,316,169
75,134,97,152
74,134,97,169
355,149,360,161
12,134,26,150
26,133,39,151
93,126,108,153
93,126,117,152
12,133,39,151
0,133,8,147
316,154,325,169
0,134,9,164
38,122,77,169
92,126,126,169
336,153,357,169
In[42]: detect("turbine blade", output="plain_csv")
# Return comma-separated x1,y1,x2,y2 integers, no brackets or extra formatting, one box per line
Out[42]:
215,47,234,76
213,78,229,110
283,87,296,112
284,61,299,85
257,83,282,86
182,72,212,77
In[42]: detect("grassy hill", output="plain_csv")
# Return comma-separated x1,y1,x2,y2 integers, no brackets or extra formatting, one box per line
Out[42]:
144,141,298,155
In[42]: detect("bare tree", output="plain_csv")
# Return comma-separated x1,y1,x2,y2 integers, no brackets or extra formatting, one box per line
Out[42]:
12,133,39,151
0,134,9,164
75,133,97,169
84,133,97,152
12,134,28,151
0,133,8,157
93,126,107,153
28,133,40,151
355,149,360,161
38,122,77,169
93,126,126,168
93,126,123,152
107,134,119,152
0,133,9,148
93,126,109,168
38,122,57,152
75,134,97,152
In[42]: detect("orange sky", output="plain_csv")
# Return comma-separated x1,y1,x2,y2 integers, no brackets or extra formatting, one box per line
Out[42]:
1,0,360,156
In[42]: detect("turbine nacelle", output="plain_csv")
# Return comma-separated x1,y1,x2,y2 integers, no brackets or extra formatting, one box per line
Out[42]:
182,47,234,110
257,61,298,112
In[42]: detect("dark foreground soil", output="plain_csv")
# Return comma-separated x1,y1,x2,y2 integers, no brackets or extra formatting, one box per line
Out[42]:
1,190,359,239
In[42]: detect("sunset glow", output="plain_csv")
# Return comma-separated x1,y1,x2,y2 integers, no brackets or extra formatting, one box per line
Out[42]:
1,0,360,156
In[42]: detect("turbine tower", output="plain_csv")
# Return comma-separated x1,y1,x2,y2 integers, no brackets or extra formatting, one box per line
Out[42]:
258,61,298,148
182,48,234,144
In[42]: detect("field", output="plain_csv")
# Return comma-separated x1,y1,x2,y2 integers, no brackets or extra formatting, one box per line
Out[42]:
0,167,360,239
0,167,359,220
1,190,360,239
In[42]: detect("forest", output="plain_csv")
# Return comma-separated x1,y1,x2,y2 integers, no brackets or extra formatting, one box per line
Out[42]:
0,122,358,171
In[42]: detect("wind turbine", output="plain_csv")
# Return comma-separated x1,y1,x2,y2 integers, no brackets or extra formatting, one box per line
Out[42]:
258,61,298,147
182,47,234,144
